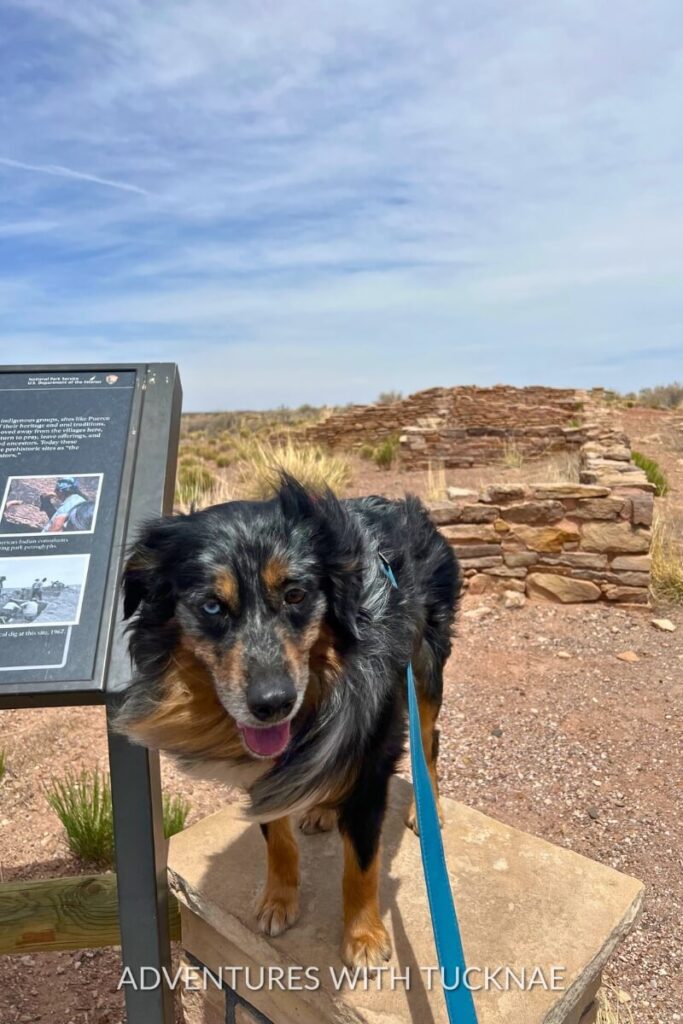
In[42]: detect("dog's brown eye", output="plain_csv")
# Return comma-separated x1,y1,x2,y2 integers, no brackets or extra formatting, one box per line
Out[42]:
284,588,306,605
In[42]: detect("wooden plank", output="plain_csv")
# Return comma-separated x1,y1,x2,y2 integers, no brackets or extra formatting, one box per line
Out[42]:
0,873,181,954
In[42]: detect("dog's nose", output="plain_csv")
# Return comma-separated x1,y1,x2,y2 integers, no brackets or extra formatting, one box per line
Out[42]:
247,677,296,722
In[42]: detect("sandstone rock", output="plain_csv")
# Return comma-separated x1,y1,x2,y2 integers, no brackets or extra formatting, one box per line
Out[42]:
428,504,460,525
532,483,609,499
509,520,580,553
538,552,607,570
503,551,539,568
502,578,526,592
493,518,510,533
441,523,499,544
466,573,491,594
463,605,495,620
630,493,654,527
481,483,527,504
611,555,651,571
459,556,504,570
460,503,500,523
604,571,650,589
503,590,526,608
572,497,625,520
526,573,601,603
446,487,477,500
616,650,640,663
499,500,565,524
450,544,502,559
169,776,644,1024
581,522,650,554
652,618,675,632
483,566,528,578
602,585,649,604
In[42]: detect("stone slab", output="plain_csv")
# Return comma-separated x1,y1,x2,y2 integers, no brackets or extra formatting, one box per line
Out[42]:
168,778,643,1024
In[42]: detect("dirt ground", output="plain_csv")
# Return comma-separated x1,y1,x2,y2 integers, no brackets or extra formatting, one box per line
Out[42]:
0,408,681,1024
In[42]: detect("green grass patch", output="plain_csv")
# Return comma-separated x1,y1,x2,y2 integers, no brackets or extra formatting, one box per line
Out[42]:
359,436,400,469
631,451,669,496
0,749,6,782
46,768,114,865
163,794,191,838
46,769,190,866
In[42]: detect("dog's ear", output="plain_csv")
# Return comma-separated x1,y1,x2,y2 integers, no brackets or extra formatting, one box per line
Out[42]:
277,475,365,645
276,472,318,521
312,490,366,647
121,517,181,620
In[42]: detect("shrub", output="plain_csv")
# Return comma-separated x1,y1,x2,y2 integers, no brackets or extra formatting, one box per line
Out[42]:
637,382,683,409
0,749,6,782
357,436,400,469
372,437,399,469
376,390,402,405
650,510,683,604
631,451,669,496
47,769,191,866
236,438,351,498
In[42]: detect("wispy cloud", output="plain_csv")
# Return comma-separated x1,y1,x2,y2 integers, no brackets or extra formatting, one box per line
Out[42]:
1,0,682,407
0,156,149,196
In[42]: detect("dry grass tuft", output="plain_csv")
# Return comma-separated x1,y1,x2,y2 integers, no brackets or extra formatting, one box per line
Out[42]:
175,459,235,511
236,438,351,498
543,450,580,483
650,507,683,604
596,985,634,1024
501,439,525,469
425,461,448,502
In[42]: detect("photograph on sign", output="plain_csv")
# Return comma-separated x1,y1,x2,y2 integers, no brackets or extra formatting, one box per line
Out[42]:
0,473,103,537
0,553,90,628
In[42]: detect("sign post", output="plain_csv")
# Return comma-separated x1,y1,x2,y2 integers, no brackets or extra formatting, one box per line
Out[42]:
0,364,182,1024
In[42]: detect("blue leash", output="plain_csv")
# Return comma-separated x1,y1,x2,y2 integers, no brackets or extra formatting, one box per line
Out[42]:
380,554,478,1024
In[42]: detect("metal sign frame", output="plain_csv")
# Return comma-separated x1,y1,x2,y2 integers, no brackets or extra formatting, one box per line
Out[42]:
0,363,181,707
0,363,182,1024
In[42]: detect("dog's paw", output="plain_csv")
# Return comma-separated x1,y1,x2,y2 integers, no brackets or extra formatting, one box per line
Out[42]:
341,922,392,970
299,806,337,835
405,800,444,836
256,887,299,937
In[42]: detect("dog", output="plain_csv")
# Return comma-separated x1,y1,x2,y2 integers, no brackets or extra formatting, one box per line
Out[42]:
115,475,461,968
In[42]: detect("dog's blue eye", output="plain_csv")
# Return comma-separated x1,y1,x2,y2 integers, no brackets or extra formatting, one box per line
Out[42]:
202,599,223,616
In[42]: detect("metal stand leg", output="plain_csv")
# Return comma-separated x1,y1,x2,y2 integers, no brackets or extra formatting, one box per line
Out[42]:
107,703,175,1024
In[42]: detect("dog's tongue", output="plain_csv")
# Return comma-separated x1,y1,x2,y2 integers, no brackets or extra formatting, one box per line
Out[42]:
240,721,291,758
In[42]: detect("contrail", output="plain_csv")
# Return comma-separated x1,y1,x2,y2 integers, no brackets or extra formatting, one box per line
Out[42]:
0,156,149,196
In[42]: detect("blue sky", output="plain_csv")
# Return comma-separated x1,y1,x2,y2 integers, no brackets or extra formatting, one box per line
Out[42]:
1,1,682,410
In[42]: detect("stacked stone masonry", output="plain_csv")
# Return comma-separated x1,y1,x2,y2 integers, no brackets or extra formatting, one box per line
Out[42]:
430,432,654,604
307,384,587,468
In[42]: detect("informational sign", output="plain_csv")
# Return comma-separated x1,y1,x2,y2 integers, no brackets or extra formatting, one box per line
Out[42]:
0,364,181,704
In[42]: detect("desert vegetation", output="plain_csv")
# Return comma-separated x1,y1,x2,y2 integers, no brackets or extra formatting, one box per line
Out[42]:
46,768,190,866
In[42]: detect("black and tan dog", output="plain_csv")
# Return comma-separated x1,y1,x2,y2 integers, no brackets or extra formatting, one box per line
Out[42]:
116,476,461,968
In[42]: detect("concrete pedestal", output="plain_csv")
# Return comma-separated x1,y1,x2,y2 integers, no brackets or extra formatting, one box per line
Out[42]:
168,778,643,1024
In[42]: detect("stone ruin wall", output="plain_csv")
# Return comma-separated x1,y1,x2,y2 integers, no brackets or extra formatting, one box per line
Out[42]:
307,385,654,604
307,384,586,468
430,431,654,606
